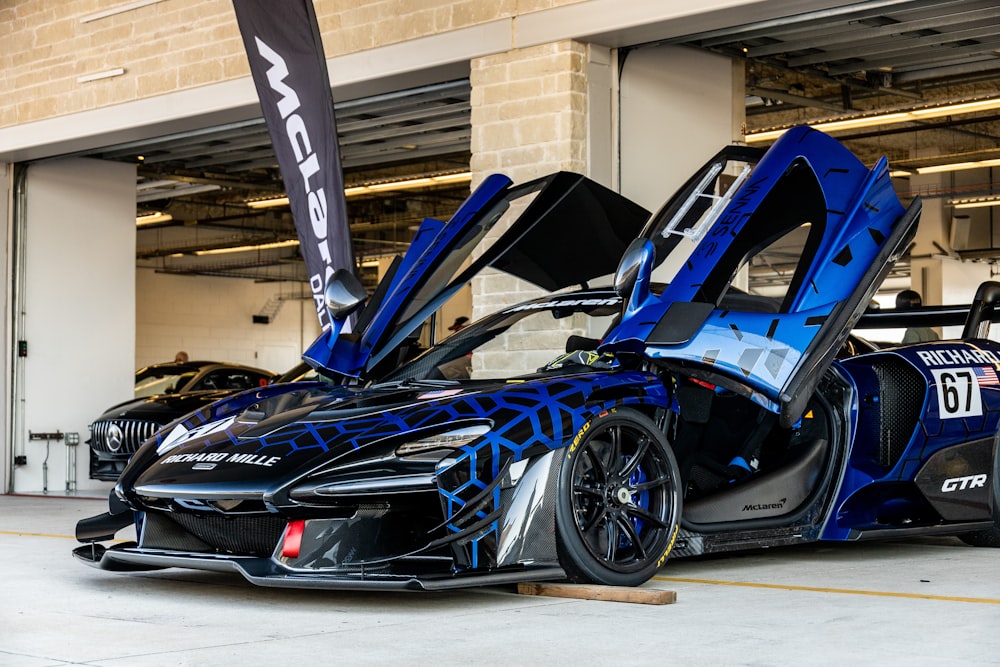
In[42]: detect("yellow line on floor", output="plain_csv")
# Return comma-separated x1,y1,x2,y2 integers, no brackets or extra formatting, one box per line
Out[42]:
3,528,995,604
653,576,1000,605
0,529,75,539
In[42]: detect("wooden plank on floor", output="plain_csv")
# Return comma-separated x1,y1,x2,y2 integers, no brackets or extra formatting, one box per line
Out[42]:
517,582,677,605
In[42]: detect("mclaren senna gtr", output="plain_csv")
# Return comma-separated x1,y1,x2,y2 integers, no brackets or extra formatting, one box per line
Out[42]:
75,127,1000,590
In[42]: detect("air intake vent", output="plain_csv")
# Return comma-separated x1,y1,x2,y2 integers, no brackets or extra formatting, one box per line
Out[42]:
873,359,924,468
167,513,286,557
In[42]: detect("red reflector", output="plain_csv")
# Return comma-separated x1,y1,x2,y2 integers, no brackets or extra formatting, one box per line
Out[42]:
281,519,305,558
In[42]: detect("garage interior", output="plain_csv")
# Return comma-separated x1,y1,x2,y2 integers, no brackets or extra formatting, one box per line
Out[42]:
68,0,1000,295
3,3,999,664
7,0,1000,497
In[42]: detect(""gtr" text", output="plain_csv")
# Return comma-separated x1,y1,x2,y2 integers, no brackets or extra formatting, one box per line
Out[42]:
941,474,988,492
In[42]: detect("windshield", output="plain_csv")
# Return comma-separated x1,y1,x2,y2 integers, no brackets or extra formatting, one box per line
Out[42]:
134,369,196,397
388,178,549,343
383,292,622,383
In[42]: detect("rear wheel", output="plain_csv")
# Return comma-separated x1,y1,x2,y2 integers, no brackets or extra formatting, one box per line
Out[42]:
555,408,682,586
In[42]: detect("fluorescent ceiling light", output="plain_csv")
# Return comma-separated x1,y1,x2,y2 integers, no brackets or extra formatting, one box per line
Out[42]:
246,172,473,207
916,158,1000,175
949,196,1000,209
135,183,220,203
366,177,432,192
745,96,1000,143
194,239,300,256
345,171,472,197
246,196,290,209
136,212,172,226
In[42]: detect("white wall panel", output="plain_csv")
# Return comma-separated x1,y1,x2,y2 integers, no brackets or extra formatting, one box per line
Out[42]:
619,45,741,212
0,163,10,492
17,158,135,494
135,270,321,375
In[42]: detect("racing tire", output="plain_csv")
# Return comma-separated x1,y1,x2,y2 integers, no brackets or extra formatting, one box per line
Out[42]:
555,408,682,587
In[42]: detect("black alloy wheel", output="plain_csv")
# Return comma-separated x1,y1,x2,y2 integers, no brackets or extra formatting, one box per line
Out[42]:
555,408,682,586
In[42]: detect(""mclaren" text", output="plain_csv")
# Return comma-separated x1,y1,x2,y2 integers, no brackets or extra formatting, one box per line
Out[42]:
254,36,335,331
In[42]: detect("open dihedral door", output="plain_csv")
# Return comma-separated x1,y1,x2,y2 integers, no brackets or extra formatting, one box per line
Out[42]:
604,127,920,427
304,172,651,380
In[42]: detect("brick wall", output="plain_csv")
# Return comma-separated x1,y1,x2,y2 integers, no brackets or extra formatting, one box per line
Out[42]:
0,0,587,129
470,41,589,184
468,40,602,377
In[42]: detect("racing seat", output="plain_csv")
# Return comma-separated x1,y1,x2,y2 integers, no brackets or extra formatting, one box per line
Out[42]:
672,381,777,499
565,334,601,352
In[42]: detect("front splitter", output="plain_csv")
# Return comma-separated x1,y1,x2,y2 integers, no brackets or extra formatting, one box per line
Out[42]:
73,543,565,591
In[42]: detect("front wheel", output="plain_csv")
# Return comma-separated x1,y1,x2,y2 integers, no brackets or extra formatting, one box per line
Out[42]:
555,408,682,587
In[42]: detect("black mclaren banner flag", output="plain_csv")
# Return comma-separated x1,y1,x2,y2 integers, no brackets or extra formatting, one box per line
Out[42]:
232,0,354,332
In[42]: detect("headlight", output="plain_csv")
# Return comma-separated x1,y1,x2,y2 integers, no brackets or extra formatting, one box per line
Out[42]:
395,424,490,459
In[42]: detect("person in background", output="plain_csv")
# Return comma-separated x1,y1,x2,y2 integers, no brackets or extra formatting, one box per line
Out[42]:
896,290,939,344
174,351,190,363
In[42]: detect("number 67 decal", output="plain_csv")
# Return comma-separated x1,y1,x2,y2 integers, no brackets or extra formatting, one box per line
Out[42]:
930,367,983,418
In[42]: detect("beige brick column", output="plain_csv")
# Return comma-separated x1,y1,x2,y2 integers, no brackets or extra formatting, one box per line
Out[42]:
471,41,590,187
469,40,595,313
468,41,607,377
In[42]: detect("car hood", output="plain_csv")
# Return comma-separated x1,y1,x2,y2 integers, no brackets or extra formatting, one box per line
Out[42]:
120,368,660,501
303,172,649,380
96,390,239,424
123,381,497,498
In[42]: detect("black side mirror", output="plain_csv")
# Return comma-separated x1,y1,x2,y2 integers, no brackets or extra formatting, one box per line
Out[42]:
614,238,655,306
325,269,368,320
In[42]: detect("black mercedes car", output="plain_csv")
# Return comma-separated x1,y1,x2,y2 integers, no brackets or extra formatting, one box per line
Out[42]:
89,361,276,480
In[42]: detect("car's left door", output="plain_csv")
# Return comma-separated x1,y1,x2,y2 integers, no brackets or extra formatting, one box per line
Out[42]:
603,127,920,427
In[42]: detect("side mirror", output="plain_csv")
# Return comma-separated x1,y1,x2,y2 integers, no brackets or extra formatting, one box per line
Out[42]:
614,238,655,311
325,269,368,320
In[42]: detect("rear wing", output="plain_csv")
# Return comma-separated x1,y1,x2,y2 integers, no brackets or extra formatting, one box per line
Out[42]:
855,280,1000,338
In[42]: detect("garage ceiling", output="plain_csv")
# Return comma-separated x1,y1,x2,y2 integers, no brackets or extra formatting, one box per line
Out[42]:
79,80,473,285
76,0,1000,289
673,0,1000,169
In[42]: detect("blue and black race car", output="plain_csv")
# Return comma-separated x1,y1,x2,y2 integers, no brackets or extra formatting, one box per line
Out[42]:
75,127,1000,590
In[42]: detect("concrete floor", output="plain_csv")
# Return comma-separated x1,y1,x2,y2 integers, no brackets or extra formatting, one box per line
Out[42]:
1,494,998,667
